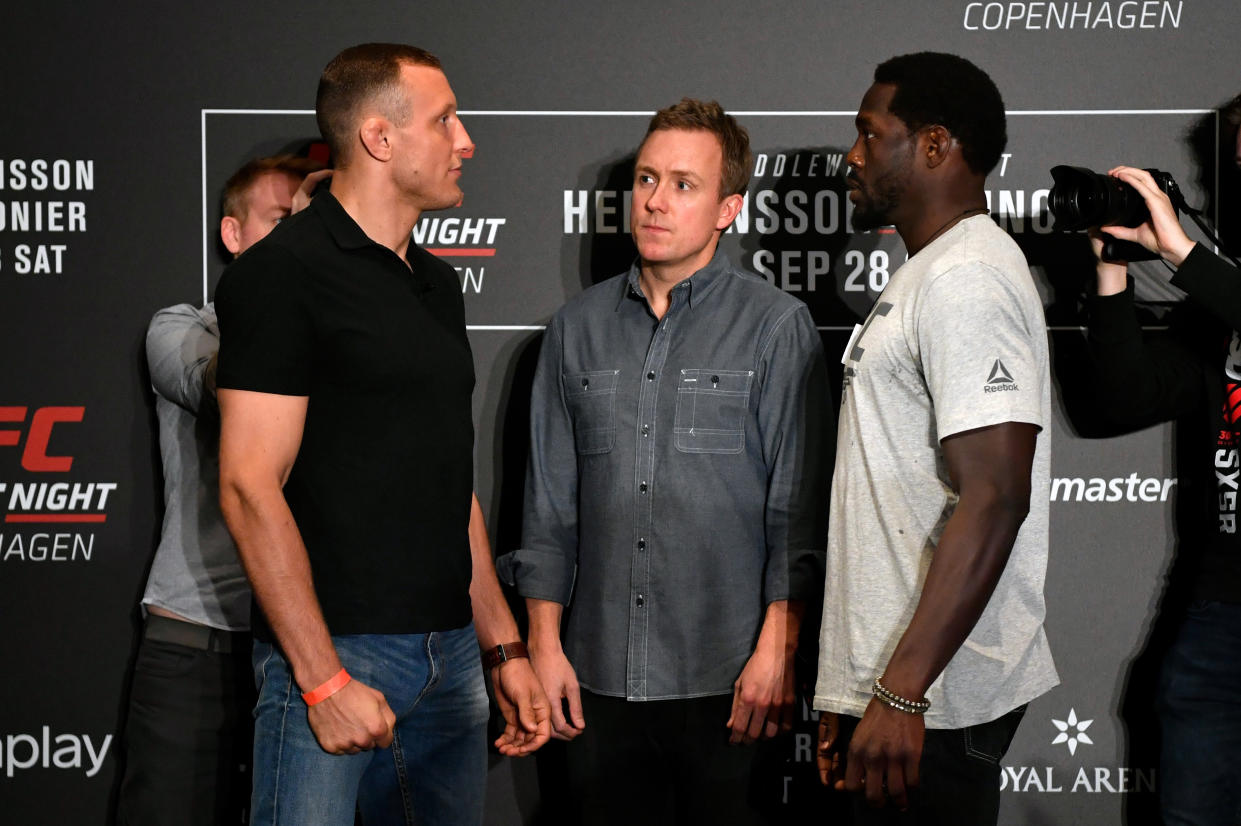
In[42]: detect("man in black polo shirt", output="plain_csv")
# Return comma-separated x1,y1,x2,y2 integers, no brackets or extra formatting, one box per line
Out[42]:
215,43,549,826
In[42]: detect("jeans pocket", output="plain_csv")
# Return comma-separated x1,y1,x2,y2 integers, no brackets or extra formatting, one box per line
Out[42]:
963,705,1026,765
673,368,753,454
562,369,619,454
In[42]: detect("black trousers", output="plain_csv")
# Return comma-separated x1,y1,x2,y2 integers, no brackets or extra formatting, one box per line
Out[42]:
839,705,1026,826
116,632,255,826
563,690,767,826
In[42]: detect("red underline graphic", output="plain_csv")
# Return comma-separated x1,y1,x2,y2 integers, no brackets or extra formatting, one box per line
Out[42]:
5,514,107,523
427,248,497,257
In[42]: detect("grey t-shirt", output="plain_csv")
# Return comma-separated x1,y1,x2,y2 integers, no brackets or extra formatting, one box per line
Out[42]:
142,302,250,630
813,215,1058,729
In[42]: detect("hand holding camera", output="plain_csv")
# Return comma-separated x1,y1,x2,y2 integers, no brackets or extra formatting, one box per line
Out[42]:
1096,166,1196,266
1049,164,1190,264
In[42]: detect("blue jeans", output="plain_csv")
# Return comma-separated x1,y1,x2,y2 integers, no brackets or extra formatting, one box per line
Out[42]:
250,624,489,826
1156,600,1241,826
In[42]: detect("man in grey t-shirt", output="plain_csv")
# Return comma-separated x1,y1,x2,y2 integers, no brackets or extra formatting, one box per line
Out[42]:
117,154,327,826
813,53,1057,825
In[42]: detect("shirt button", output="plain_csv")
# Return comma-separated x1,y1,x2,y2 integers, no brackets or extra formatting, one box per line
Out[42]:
638,538,646,550
647,371,655,381
639,481,648,493
711,374,720,384
581,378,589,388
636,595,645,607
641,424,649,436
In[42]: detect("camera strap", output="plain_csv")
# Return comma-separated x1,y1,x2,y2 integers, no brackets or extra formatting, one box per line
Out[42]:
1168,187,1241,269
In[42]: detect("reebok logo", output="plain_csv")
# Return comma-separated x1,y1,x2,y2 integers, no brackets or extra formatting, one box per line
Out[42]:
986,359,1014,384
984,359,1018,393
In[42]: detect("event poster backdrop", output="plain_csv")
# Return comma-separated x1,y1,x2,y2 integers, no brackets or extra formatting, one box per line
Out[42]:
3,2,1240,823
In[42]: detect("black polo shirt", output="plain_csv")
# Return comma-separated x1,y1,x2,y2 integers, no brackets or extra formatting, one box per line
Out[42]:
215,191,475,638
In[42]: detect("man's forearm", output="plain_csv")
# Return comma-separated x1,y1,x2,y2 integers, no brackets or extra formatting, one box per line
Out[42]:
878,422,1036,702
1096,260,1128,297
755,599,802,656
220,480,340,689
525,598,566,655
467,494,522,649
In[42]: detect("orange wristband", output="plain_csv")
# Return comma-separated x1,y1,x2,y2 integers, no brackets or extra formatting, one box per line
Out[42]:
302,668,351,706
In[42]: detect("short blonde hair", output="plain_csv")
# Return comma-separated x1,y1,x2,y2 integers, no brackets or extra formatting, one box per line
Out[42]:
639,98,752,198
220,154,324,221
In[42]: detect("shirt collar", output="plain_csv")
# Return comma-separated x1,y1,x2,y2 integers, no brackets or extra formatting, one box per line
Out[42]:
312,190,434,291
617,245,732,312
312,190,376,251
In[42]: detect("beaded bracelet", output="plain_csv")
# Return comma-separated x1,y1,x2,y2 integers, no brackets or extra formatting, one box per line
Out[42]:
872,678,930,715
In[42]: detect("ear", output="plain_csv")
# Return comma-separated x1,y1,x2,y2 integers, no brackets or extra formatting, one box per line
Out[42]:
220,216,242,256
715,192,745,231
923,125,954,170
359,116,392,162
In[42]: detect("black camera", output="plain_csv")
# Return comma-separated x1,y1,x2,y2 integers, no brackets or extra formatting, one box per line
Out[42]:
1048,165,1181,261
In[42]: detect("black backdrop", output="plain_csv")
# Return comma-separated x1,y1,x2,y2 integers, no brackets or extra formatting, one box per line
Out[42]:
3,2,1240,823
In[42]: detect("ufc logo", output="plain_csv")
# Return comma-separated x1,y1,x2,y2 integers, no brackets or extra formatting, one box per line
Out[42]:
0,406,84,472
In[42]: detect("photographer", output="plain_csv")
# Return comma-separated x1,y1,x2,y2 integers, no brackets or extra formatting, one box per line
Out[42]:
1096,165,1241,327
1086,153,1241,824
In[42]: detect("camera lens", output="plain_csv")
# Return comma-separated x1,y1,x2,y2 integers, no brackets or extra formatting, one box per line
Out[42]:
1048,165,1149,232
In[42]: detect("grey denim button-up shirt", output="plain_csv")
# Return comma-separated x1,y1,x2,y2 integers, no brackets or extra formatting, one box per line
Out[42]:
497,249,832,700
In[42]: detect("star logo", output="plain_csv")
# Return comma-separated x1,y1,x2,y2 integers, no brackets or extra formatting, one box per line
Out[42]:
1051,708,1094,755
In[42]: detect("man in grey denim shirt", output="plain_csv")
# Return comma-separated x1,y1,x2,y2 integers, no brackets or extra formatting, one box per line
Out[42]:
497,99,831,824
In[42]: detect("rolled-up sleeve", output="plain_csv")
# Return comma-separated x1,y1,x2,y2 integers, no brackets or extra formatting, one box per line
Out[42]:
755,304,832,604
495,317,580,605
146,304,217,413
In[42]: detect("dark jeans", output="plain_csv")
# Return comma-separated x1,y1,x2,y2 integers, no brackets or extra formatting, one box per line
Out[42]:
838,705,1026,826
565,691,766,826
116,631,255,826
1156,600,1241,826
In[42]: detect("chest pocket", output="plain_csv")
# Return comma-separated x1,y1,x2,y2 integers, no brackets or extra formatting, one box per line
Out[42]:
674,369,753,454
562,370,620,454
